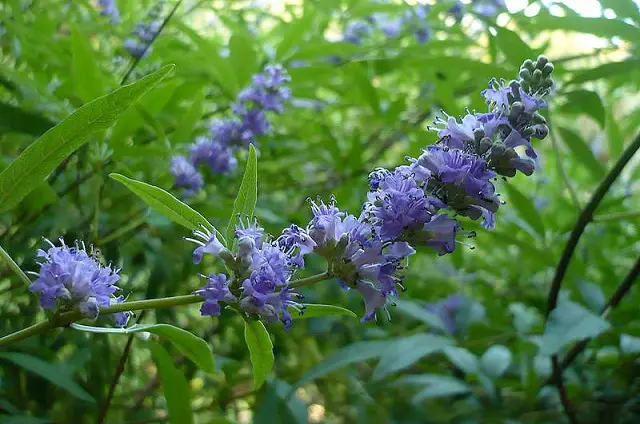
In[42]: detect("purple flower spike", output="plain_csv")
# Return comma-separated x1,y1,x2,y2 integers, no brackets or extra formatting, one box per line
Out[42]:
170,155,203,196
186,226,227,264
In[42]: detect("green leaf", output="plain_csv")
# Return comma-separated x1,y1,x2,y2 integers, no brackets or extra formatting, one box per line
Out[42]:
600,0,640,21
70,23,105,102
293,304,357,319
559,90,606,128
225,144,258,242
276,12,314,61
244,319,274,390
0,417,53,424
393,299,448,332
0,102,54,136
0,352,94,403
557,126,606,180
480,345,512,379
443,346,479,374
394,374,470,402
523,14,640,42
255,379,308,424
0,65,174,213
109,173,217,236
606,106,624,159
620,334,640,354
576,280,605,312
149,341,194,424
373,334,452,381
172,91,205,144
503,183,545,237
229,34,258,89
493,26,535,68
294,340,391,388
569,58,640,85
539,300,611,356
509,302,539,334
71,323,214,373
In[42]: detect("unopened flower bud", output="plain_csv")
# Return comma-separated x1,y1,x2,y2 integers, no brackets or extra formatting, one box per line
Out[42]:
532,69,543,82
542,63,554,77
478,138,493,154
519,68,531,81
536,55,549,69
522,59,534,72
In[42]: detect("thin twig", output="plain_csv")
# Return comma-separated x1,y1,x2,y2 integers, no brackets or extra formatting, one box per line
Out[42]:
97,312,147,424
121,0,184,85
545,132,640,318
551,356,580,424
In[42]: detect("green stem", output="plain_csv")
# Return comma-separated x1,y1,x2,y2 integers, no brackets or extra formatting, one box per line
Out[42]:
0,245,32,286
288,271,332,289
592,210,640,223
545,131,640,318
0,320,55,348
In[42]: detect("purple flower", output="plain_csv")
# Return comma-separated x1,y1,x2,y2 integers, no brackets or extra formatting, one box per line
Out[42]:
438,113,504,151
403,4,431,44
98,0,120,23
472,0,506,18
239,107,271,138
189,133,238,175
186,226,227,264
277,224,316,268
238,65,291,113
170,155,203,196
344,20,371,44
449,2,464,21
365,168,432,240
124,38,149,59
194,273,237,316
29,238,129,326
421,214,458,255
235,219,265,245
371,14,403,38
356,281,388,323
308,198,345,246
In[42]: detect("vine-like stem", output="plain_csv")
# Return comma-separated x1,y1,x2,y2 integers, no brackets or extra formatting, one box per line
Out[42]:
545,132,640,318
0,272,332,348
551,356,580,424
288,271,332,289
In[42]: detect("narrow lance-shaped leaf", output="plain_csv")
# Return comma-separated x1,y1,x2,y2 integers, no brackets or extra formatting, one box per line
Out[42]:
71,323,214,373
109,173,224,245
149,341,194,424
0,65,174,213
226,144,258,241
0,352,94,403
244,319,274,390
292,304,357,319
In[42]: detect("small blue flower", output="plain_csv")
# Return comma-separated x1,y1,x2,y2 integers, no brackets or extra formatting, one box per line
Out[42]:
189,132,238,175
472,0,506,18
98,0,120,24
235,219,265,245
344,20,371,44
170,155,203,196
238,65,291,114
449,2,464,21
277,224,316,268
356,281,389,323
123,38,149,59
194,273,236,316
421,213,458,255
29,238,129,326
308,198,345,246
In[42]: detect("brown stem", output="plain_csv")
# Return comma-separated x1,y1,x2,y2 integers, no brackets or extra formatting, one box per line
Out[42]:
551,356,580,424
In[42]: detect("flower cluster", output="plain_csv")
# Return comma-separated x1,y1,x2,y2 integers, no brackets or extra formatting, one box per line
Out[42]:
189,56,554,327
29,239,131,326
188,220,306,330
343,4,432,44
123,2,165,59
97,0,120,24
170,65,291,195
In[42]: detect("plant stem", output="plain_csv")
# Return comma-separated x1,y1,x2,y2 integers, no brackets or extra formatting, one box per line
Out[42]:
545,132,640,318
551,356,580,424
0,295,202,348
288,271,332,289
0,245,31,286
593,210,640,223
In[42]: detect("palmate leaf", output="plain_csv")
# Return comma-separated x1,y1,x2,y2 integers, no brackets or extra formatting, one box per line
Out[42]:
0,65,174,213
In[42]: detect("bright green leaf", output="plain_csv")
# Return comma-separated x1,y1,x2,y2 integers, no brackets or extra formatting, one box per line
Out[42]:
244,319,274,390
70,24,105,102
503,183,545,237
229,34,258,89
557,126,606,180
71,323,214,373
559,90,606,128
0,65,174,213
149,341,194,424
292,304,357,319
493,26,535,68
569,58,640,85
276,12,314,61
0,352,94,403
109,173,218,237
225,144,258,242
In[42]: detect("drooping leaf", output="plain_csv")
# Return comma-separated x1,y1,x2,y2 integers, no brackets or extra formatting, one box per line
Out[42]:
558,126,606,180
569,58,640,85
539,301,611,356
109,173,218,239
0,65,174,213
0,352,94,403
225,144,258,242
559,90,606,128
149,341,194,424
394,299,447,332
244,319,274,390
480,345,512,379
71,323,214,373
443,346,479,375
493,26,535,68
294,340,391,388
292,304,357,319
373,334,452,381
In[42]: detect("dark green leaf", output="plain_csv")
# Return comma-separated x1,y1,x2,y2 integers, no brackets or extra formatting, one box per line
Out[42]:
225,144,258,242
394,299,448,332
0,352,94,403
0,103,54,136
0,417,53,424
244,319,273,390
0,65,174,213
559,90,606,128
373,334,452,380
503,183,546,237
229,34,259,89
493,26,535,68
557,126,606,180
443,346,478,374
149,341,194,424
569,58,640,85
70,23,105,102
600,0,640,21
